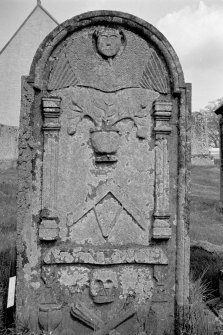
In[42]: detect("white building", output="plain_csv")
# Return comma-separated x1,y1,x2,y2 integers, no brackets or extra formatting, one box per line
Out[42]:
0,1,58,166
0,0,58,126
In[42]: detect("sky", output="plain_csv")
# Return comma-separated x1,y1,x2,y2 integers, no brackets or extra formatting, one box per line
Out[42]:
0,0,223,116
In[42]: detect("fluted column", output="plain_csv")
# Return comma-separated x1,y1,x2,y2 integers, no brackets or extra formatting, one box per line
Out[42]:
39,97,61,241
152,101,172,239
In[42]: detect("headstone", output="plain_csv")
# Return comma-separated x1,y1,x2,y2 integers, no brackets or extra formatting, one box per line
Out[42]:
191,113,213,166
0,125,18,170
17,11,191,334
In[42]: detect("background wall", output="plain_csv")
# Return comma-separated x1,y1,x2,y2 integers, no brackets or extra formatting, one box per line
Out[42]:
0,5,58,126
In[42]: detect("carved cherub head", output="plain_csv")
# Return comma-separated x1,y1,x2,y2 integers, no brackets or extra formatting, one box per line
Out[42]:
93,27,125,59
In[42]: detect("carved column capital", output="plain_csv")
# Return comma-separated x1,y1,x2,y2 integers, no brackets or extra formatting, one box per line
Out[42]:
153,101,172,118
42,97,61,131
153,101,172,135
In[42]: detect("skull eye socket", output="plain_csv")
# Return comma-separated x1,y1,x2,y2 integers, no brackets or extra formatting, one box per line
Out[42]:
106,280,113,284
95,279,103,287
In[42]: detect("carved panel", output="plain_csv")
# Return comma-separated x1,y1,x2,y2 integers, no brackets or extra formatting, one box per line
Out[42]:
40,28,172,333
43,246,168,265
152,265,168,302
66,182,146,234
48,27,170,94
40,262,154,334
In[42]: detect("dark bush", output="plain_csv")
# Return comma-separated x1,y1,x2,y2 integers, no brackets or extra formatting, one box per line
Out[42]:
190,245,223,297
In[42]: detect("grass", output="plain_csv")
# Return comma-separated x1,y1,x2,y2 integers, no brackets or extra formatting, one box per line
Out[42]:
0,167,17,331
181,276,218,335
190,165,223,245
190,165,223,298
190,245,223,297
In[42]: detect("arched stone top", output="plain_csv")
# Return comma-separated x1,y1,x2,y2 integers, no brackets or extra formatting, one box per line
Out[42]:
30,10,185,93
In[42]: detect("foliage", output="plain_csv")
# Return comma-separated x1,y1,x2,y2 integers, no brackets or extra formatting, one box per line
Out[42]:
181,276,216,335
201,97,223,148
190,246,223,297
191,97,223,155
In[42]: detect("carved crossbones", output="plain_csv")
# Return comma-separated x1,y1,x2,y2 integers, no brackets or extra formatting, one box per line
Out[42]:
70,299,136,335
70,299,103,330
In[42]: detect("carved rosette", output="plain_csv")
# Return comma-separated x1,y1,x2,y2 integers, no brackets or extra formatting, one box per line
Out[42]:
39,97,61,241
152,101,172,239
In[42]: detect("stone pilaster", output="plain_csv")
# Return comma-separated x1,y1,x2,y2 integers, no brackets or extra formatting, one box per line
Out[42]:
39,97,61,241
152,101,172,239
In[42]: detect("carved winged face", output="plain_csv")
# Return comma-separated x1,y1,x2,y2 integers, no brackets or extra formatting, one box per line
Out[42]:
96,29,123,58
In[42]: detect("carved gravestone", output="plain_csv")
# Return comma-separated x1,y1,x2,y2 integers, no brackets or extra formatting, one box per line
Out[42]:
17,11,191,335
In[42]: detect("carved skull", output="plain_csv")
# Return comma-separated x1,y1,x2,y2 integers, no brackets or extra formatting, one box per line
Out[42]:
90,270,118,304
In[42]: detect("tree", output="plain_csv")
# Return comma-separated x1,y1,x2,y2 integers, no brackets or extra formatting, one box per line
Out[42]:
192,97,223,150
202,98,223,148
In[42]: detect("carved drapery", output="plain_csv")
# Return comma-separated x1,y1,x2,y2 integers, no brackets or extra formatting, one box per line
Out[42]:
39,97,61,241
152,101,172,239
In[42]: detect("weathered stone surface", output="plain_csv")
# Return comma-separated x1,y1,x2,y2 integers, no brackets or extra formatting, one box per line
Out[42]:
39,219,58,241
43,246,168,265
17,11,190,335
